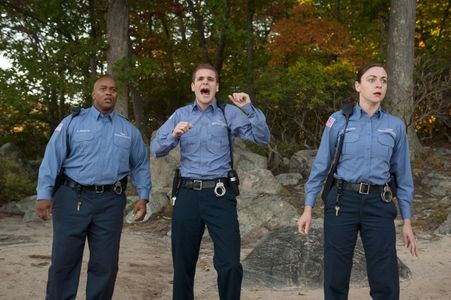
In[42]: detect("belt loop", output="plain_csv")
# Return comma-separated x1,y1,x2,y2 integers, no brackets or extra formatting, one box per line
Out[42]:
336,179,343,193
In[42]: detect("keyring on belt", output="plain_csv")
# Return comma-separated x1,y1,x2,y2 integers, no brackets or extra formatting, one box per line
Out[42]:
214,182,226,197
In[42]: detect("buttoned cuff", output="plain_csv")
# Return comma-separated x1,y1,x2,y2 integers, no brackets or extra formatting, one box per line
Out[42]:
240,103,255,117
37,189,52,200
137,189,150,201
305,195,317,208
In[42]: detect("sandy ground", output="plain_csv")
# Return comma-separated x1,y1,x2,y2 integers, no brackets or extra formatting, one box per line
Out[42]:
0,212,450,300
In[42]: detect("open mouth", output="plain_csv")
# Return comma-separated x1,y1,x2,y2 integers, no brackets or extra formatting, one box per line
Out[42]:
373,92,382,97
200,88,210,96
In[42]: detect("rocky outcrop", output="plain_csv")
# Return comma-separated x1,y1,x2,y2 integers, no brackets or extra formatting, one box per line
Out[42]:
243,220,412,290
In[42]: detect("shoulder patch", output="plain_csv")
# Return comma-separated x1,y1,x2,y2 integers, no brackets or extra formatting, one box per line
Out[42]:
325,116,335,128
55,122,64,132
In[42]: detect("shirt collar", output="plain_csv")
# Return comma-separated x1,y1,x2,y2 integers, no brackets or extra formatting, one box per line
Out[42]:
90,106,115,121
191,99,218,112
355,104,383,119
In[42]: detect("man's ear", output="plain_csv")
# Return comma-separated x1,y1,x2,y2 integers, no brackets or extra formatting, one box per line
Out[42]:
191,82,195,92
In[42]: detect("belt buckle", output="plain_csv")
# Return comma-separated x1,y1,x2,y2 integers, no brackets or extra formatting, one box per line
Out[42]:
95,185,104,193
358,183,370,195
193,180,202,190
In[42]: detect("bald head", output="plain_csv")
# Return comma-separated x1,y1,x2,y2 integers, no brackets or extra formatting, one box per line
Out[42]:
92,76,118,115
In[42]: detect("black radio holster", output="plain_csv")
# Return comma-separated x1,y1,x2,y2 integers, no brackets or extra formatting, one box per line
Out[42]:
171,167,181,200
227,169,240,196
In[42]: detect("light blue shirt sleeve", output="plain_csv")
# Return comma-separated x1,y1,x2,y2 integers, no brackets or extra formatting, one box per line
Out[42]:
150,111,180,157
304,112,342,207
390,122,414,219
230,103,271,145
129,127,152,200
36,116,71,200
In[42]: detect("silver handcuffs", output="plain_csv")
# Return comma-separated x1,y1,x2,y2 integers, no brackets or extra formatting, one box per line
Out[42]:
214,181,226,197
113,181,123,195
381,183,393,202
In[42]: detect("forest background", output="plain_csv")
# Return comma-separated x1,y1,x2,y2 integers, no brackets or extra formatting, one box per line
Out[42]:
0,0,449,203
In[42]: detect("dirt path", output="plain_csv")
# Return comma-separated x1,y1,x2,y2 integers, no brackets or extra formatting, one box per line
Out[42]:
0,212,450,300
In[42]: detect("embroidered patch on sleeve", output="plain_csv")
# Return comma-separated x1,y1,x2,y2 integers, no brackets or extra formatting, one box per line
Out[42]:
54,123,63,132
325,117,335,128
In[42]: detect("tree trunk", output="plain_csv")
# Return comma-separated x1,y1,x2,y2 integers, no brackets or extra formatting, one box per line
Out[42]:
128,37,150,141
186,0,211,64
386,0,421,158
106,0,129,117
214,0,231,77
246,0,255,100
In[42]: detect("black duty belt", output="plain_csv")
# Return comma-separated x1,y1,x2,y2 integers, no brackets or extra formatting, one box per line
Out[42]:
181,178,228,190
64,177,126,194
336,180,384,195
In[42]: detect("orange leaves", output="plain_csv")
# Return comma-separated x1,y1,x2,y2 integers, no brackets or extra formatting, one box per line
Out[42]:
267,3,352,66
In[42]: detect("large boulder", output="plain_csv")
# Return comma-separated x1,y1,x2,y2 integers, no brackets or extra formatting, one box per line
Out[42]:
239,169,283,195
237,194,298,239
243,221,412,289
289,150,317,178
0,195,40,221
421,173,451,197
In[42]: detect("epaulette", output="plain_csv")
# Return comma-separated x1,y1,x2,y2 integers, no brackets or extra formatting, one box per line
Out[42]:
70,106,81,117
117,112,129,121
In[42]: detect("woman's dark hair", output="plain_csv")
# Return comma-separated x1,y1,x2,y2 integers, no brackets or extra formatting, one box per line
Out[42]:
356,62,386,82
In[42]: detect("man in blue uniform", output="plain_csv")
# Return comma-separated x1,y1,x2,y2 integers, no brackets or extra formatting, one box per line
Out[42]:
151,63,270,300
298,63,418,300
36,75,152,300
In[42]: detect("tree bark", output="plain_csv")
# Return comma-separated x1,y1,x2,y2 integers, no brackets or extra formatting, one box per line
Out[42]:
386,0,421,158
214,0,231,76
106,0,129,117
186,0,211,64
246,0,255,100
128,37,150,141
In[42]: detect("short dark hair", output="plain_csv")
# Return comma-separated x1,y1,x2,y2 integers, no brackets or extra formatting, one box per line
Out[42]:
191,63,218,82
356,62,386,82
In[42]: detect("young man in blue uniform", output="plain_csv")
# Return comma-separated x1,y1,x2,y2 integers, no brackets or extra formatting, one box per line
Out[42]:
151,63,270,300
298,63,418,300
36,75,152,300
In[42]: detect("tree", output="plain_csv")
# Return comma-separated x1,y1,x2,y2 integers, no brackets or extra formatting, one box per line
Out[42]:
386,0,419,157
106,0,129,116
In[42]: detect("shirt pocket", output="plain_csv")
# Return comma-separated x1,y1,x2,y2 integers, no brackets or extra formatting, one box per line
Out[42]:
376,133,395,158
180,129,200,152
113,134,132,168
207,124,228,155
72,131,94,155
342,132,359,156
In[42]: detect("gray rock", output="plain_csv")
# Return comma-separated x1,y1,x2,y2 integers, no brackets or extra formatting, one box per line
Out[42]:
435,214,451,235
289,150,317,177
439,195,451,207
421,173,451,197
0,195,40,221
275,173,303,186
243,222,411,290
240,169,282,195
237,195,298,239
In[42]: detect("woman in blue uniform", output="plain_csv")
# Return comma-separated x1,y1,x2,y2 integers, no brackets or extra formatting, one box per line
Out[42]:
297,63,418,300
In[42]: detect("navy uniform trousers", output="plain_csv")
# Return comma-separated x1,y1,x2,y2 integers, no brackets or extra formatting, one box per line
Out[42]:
324,186,399,300
46,185,126,300
171,186,243,300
